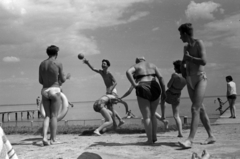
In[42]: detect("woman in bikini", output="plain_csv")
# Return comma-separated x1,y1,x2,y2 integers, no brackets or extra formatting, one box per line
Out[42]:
121,57,166,144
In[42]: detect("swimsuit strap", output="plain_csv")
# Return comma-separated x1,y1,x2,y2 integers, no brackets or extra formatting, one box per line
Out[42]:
135,74,156,81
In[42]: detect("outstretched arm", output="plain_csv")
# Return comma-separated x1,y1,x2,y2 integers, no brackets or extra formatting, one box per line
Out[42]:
83,59,100,73
119,85,134,100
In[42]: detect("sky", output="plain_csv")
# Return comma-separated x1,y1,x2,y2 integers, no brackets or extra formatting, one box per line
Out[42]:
0,0,240,105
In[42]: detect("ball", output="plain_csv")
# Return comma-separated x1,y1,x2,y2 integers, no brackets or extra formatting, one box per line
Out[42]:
78,53,84,60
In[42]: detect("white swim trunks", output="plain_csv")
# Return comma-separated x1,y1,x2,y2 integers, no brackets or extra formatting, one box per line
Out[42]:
41,87,61,99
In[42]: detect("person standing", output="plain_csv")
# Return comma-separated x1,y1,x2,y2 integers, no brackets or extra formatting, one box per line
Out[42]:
226,75,237,118
36,96,41,118
39,45,70,145
160,60,186,137
177,23,216,148
122,57,166,144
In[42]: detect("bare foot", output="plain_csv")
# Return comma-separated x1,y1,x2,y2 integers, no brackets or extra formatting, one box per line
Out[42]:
50,140,62,145
201,150,210,159
163,120,169,130
191,152,201,159
143,140,154,145
93,130,101,136
42,139,50,146
177,134,183,138
178,140,192,149
201,136,216,145
118,120,125,127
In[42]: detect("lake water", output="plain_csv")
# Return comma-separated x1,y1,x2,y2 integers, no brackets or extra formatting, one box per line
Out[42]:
1,95,237,127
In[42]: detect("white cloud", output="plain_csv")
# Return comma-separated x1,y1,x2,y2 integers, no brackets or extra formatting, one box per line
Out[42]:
3,56,20,62
203,14,240,50
185,1,223,21
0,0,151,58
152,27,159,31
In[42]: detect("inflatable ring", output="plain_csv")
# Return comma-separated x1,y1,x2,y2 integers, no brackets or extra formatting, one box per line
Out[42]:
40,92,69,121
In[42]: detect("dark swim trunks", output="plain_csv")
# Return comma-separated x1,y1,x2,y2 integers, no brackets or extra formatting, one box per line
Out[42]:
135,80,161,102
165,90,181,105
227,94,237,100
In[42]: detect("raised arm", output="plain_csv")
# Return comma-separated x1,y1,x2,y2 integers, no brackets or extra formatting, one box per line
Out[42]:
83,59,100,73
120,85,134,100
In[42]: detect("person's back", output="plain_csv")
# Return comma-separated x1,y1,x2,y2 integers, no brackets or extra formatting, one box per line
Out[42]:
169,73,186,93
39,59,61,88
134,61,157,82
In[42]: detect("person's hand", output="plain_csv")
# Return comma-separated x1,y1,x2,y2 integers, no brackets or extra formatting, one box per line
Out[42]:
183,49,193,62
83,59,89,64
66,73,71,80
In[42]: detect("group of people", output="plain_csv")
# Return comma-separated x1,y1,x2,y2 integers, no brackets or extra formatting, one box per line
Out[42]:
38,23,219,151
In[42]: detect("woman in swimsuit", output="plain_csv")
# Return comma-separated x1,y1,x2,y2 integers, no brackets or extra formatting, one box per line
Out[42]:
122,57,166,144
160,60,186,137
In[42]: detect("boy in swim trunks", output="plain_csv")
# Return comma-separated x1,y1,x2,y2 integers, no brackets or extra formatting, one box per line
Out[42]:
178,23,216,148
226,75,237,118
83,59,125,135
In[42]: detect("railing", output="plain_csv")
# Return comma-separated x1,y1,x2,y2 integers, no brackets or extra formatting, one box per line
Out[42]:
0,110,41,123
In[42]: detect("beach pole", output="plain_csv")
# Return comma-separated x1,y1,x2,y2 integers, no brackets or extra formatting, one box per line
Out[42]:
183,116,188,125
21,112,23,120
2,113,4,123
15,113,18,121
7,113,10,121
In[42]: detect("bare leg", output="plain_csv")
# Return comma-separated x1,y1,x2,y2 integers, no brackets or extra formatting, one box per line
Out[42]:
172,103,183,137
179,78,215,148
155,112,169,130
113,110,125,126
200,105,216,145
137,96,153,144
160,100,166,119
49,92,61,144
42,97,50,146
229,99,236,118
151,99,160,143
94,108,113,135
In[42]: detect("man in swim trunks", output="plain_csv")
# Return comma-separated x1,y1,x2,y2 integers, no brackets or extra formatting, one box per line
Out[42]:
226,75,237,118
83,59,125,135
39,45,70,145
178,23,216,148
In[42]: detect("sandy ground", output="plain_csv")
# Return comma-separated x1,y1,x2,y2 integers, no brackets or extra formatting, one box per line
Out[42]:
7,104,240,159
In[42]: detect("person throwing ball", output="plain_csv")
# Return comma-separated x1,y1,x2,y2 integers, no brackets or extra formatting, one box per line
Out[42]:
82,58,125,136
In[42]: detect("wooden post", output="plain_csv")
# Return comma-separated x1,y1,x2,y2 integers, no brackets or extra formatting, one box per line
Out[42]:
183,116,188,125
2,114,4,123
21,112,23,121
15,113,18,121
7,113,10,121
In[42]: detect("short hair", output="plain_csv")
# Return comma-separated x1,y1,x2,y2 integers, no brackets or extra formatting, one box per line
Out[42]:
135,57,145,64
226,75,233,81
46,45,59,56
178,23,193,37
173,60,182,73
102,59,110,67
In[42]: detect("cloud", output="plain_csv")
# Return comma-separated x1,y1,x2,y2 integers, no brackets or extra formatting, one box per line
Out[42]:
3,56,20,62
0,0,151,58
202,14,240,50
185,1,223,21
152,27,159,31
